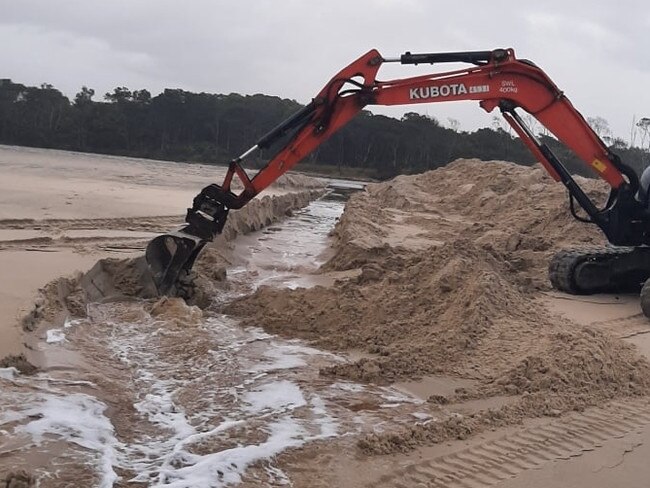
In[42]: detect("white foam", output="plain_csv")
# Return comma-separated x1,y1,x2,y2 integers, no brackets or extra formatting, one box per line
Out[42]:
309,395,338,438
16,393,121,488
4,321,348,487
243,337,341,374
0,409,25,425
126,419,245,485
63,317,82,328
105,323,310,486
46,328,66,343
153,416,305,487
379,387,423,404
243,380,306,414
329,381,366,393
40,377,96,387
264,464,291,485
0,366,18,380
134,385,195,440
412,412,432,420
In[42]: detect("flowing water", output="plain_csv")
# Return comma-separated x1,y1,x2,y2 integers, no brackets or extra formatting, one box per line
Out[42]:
0,189,428,487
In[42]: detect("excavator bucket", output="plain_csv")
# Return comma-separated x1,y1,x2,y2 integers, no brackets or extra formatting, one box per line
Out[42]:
145,183,231,296
145,229,206,295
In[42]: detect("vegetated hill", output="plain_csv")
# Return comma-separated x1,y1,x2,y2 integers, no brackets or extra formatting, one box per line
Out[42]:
0,79,647,179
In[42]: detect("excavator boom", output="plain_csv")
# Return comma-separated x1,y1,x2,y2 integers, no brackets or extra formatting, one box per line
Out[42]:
146,48,650,298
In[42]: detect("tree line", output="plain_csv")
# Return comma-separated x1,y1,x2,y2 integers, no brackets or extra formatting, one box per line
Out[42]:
0,79,648,179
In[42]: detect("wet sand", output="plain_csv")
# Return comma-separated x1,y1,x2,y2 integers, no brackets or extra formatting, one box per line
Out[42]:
0,190,439,487
0,250,100,359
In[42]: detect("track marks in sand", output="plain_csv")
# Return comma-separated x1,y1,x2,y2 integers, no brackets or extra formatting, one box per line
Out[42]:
591,314,649,337
0,215,181,232
0,216,180,252
373,399,650,488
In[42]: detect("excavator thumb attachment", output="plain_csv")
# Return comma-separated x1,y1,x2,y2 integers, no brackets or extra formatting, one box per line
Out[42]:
145,183,231,295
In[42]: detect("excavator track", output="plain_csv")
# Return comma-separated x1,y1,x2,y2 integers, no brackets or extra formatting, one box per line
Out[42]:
641,279,650,318
549,246,650,295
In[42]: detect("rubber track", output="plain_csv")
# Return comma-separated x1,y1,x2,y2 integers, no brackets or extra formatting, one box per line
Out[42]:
373,398,650,488
548,247,635,294
640,280,650,318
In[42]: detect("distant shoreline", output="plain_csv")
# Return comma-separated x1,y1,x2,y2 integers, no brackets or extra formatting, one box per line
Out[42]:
0,143,378,182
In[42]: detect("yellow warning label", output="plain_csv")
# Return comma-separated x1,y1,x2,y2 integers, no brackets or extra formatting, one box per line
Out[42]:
591,158,607,173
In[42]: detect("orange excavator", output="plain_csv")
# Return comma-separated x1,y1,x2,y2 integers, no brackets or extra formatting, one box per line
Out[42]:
145,48,650,315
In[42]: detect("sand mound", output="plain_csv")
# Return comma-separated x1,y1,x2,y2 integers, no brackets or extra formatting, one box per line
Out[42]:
360,330,650,455
492,328,650,400
0,354,37,375
22,275,85,331
81,256,158,302
228,239,648,388
228,240,526,357
327,159,608,290
274,173,325,190
148,296,203,326
226,159,650,451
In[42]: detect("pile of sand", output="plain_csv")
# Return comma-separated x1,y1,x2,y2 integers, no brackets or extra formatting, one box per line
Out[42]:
273,172,326,190
326,159,608,290
0,354,37,375
227,240,534,376
227,239,650,393
226,159,650,450
148,296,204,326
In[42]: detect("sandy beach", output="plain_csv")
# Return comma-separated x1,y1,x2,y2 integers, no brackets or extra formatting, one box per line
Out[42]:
0,144,321,360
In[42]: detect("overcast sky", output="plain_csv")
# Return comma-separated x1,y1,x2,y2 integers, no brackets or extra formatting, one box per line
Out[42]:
2,0,649,143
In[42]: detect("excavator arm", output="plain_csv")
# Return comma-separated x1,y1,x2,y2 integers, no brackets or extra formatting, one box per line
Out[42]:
146,48,650,295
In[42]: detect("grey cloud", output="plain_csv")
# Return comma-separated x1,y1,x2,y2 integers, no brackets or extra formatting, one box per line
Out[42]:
1,0,648,140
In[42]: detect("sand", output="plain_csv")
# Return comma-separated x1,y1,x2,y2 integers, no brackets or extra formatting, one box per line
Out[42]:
226,159,650,454
0,144,324,361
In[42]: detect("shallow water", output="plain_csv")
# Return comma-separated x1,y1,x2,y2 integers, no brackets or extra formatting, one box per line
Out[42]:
0,194,425,487
231,198,344,290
